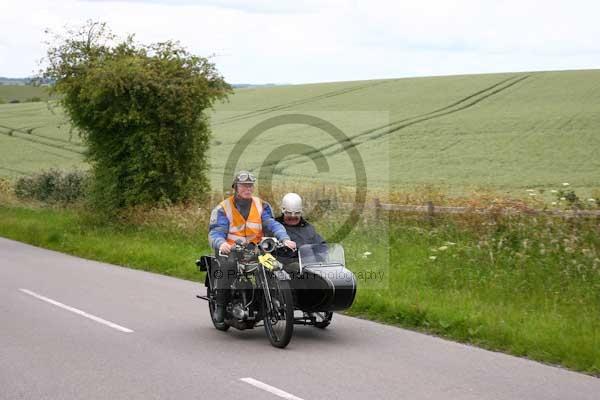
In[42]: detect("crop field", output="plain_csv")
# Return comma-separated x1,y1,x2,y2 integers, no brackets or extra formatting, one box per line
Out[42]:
0,101,85,178
1,70,600,197
0,85,50,102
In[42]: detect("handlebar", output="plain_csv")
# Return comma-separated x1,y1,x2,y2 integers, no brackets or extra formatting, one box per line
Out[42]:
218,237,293,258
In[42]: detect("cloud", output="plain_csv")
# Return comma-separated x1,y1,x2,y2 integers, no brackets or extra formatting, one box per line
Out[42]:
79,0,325,14
1,0,599,83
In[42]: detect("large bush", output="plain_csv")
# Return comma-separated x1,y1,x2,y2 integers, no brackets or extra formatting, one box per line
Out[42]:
42,22,231,212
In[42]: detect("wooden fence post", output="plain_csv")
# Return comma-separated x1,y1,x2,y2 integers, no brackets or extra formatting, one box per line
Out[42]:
374,197,381,219
426,201,434,223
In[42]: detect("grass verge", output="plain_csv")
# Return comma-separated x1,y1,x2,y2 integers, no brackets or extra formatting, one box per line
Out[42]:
0,203,598,375
0,205,208,281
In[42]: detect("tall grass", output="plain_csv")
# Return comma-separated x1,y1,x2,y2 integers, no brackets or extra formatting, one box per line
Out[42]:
343,211,600,374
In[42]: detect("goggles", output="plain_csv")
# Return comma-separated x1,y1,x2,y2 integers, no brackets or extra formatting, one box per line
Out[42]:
283,210,302,217
236,172,256,183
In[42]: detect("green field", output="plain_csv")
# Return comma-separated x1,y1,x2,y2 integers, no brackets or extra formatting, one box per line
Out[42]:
0,101,85,177
1,70,600,196
0,85,51,103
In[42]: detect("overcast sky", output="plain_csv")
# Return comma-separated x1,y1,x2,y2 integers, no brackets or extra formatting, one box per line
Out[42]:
2,0,600,84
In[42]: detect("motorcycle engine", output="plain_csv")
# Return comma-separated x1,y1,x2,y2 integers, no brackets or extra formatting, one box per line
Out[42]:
231,301,249,320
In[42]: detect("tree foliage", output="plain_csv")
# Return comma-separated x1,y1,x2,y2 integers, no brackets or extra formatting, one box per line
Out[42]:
42,21,231,211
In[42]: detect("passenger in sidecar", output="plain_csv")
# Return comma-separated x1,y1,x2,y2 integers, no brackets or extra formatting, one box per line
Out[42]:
271,192,325,274
267,193,357,326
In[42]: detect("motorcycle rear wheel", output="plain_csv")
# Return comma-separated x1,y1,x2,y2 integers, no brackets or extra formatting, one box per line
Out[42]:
264,279,294,348
207,286,230,331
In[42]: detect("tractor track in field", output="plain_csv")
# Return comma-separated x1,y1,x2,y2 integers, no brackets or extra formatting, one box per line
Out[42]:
0,166,29,175
260,74,531,173
366,75,531,141
213,80,391,126
0,125,86,156
28,129,85,148
439,139,463,153
29,145,78,161
338,74,521,141
0,124,85,148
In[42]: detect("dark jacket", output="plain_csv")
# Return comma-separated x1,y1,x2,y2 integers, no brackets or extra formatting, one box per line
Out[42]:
270,215,325,263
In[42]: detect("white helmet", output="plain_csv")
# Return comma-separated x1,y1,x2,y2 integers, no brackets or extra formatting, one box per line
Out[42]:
281,192,302,215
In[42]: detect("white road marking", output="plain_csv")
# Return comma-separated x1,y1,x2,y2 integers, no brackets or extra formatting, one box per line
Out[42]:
19,289,134,333
240,377,304,400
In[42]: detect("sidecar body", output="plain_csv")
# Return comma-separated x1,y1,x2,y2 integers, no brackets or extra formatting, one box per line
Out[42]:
290,243,357,312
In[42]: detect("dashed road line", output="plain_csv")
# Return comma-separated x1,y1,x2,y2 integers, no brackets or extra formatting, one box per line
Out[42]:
19,288,134,333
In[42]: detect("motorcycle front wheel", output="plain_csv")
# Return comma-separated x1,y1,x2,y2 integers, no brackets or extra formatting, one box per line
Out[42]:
263,279,294,348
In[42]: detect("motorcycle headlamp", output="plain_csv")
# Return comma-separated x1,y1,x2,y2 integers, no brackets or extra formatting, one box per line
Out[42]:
259,237,277,253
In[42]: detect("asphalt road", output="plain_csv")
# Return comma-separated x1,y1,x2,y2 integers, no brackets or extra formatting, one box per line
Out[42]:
1,237,599,400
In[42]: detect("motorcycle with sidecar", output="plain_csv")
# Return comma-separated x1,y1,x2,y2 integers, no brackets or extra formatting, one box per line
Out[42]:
196,237,356,348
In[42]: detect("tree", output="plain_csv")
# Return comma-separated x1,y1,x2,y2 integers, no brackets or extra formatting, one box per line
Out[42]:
42,21,231,211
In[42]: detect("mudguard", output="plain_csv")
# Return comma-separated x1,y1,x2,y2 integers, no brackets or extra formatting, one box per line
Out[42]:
197,255,215,272
198,255,217,288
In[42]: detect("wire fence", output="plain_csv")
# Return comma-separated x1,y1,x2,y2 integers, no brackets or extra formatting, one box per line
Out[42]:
327,199,600,218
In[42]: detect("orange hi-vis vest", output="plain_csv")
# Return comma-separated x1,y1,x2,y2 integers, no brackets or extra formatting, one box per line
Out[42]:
220,196,263,245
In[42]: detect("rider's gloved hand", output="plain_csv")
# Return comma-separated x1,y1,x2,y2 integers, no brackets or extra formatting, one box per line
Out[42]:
283,240,297,251
219,242,233,255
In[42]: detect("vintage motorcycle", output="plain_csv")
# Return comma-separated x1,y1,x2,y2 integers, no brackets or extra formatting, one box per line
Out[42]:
197,237,294,348
196,238,356,348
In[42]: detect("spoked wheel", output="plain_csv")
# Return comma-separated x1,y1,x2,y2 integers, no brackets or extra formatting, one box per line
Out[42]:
313,311,333,329
206,286,229,331
263,279,294,348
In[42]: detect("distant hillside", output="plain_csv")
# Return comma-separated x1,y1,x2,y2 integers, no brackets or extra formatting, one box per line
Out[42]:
0,77,31,86
1,70,599,197
231,83,287,89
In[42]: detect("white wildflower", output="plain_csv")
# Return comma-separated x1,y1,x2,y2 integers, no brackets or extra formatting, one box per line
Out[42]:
438,246,449,251
429,256,437,261
588,198,596,202
551,202,557,206
560,197,566,201
529,193,537,196
526,189,535,192
562,182,570,186
445,241,456,246
361,251,372,259
550,190,558,193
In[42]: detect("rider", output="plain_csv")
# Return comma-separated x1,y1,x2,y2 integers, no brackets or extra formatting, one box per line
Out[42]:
208,171,296,323
273,192,326,274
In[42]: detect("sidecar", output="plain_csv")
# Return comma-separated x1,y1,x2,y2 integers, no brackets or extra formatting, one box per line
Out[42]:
289,243,357,327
